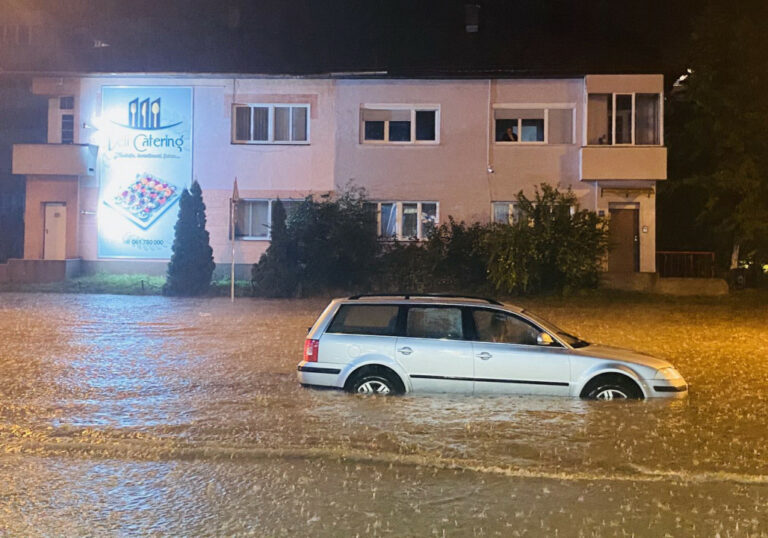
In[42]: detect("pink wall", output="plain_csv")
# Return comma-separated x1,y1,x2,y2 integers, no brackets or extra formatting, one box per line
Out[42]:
24,176,80,259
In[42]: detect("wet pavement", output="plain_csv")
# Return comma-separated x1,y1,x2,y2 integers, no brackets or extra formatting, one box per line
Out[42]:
1,292,767,536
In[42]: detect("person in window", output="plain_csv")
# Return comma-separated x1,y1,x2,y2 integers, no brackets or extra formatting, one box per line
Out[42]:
502,127,518,142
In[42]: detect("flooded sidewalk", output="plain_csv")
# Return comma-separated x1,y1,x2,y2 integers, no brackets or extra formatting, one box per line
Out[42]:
1,293,767,535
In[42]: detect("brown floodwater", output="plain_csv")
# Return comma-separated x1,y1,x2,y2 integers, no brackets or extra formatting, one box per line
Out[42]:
0,292,767,535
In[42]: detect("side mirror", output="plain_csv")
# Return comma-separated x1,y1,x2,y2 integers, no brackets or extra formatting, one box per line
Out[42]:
537,332,554,346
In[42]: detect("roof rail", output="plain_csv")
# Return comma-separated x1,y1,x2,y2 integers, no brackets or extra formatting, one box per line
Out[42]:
347,293,503,306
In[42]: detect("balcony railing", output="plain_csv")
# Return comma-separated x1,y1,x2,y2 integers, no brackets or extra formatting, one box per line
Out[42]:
656,251,715,278
581,146,667,181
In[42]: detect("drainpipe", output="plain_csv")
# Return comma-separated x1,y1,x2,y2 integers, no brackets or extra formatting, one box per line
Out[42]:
485,79,494,220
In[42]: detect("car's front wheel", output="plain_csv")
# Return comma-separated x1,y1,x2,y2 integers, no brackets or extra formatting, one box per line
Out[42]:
348,370,403,395
583,374,643,400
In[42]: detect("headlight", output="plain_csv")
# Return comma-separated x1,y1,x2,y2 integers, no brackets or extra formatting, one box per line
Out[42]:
654,367,683,380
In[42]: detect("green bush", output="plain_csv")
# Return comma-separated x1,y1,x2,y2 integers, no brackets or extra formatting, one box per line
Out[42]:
251,189,378,297
251,199,300,297
163,181,215,296
486,184,608,295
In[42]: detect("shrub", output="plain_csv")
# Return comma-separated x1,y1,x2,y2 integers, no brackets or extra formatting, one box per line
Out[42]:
251,199,300,297
251,188,378,297
163,181,215,296
486,184,608,295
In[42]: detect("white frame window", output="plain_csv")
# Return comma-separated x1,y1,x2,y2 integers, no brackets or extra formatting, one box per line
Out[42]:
369,201,439,240
233,199,303,240
493,104,575,145
231,103,310,145
360,104,441,145
491,202,522,224
587,92,663,146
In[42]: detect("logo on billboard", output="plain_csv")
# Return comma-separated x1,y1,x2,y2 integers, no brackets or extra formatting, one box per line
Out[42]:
113,97,182,130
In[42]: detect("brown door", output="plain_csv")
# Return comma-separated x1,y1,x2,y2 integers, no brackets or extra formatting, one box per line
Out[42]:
608,208,639,272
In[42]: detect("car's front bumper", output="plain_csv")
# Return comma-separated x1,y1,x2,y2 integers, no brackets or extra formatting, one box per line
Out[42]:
646,379,688,398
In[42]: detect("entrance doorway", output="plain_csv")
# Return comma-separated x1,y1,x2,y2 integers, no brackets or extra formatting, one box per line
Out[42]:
608,204,639,272
43,203,67,260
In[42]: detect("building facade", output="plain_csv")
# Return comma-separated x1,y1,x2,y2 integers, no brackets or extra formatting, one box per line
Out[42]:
8,73,666,279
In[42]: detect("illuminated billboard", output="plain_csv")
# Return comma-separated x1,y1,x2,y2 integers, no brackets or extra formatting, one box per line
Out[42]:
98,86,193,258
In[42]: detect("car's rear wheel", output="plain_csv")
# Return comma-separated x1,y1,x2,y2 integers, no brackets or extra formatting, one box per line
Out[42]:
348,369,403,395
583,374,643,400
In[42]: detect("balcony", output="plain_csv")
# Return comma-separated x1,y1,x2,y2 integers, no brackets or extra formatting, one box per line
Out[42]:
580,146,667,181
12,144,98,177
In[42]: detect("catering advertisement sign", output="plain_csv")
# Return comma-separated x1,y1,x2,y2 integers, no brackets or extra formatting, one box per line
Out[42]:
98,86,193,258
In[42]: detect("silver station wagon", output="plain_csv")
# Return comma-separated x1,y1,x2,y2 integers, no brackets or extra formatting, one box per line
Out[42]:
297,295,688,399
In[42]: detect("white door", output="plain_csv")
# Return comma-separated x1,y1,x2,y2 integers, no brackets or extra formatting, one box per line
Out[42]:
469,308,571,396
43,203,67,260
395,306,474,393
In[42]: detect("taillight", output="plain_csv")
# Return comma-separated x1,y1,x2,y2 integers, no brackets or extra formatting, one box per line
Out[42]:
303,339,319,362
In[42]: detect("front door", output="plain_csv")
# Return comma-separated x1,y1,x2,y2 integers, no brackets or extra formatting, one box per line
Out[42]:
395,305,474,393
469,308,571,395
608,206,639,272
43,203,67,260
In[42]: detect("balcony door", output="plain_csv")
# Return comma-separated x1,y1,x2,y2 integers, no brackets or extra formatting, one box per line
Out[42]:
608,204,639,272
43,203,66,260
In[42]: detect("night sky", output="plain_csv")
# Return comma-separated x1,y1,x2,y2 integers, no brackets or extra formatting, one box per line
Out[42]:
1,0,701,80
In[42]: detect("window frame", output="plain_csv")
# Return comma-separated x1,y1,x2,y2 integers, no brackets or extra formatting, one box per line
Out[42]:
586,92,664,147
232,198,303,240
492,103,576,146
491,201,522,225
360,104,441,145
369,201,440,241
231,103,311,145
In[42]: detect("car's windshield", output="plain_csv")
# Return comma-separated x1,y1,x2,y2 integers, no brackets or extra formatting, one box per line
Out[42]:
521,310,590,348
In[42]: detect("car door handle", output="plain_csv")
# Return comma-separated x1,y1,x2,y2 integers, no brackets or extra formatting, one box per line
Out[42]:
477,352,492,360
398,347,413,356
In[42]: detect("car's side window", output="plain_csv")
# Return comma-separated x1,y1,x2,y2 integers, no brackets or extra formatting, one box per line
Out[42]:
406,307,463,340
472,309,540,346
327,305,400,336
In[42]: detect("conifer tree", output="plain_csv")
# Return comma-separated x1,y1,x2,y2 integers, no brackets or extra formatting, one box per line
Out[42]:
163,180,215,296
251,198,300,297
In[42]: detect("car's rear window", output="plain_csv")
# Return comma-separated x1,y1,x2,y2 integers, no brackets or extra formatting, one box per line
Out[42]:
326,305,400,336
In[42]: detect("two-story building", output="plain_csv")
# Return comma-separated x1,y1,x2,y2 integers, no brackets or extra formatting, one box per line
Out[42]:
8,72,666,280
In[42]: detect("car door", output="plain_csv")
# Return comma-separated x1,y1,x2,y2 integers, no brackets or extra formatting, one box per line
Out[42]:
470,308,571,396
395,305,474,393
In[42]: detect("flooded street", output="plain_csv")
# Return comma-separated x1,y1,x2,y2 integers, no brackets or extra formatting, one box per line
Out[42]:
1,292,767,536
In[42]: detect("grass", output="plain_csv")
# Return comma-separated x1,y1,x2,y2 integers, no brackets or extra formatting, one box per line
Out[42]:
2,272,767,305
0,273,259,296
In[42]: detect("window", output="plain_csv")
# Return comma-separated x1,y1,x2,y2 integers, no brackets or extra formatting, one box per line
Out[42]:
407,307,463,340
233,199,302,239
60,96,75,110
587,93,662,146
494,106,574,144
232,104,310,144
327,305,400,336
491,202,523,225
472,309,541,346
367,201,438,240
61,114,74,145
635,94,660,145
361,105,440,144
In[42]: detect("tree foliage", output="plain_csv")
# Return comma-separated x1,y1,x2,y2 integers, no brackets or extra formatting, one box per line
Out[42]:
663,0,768,274
163,180,215,296
251,199,300,297
251,189,378,297
486,184,608,295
